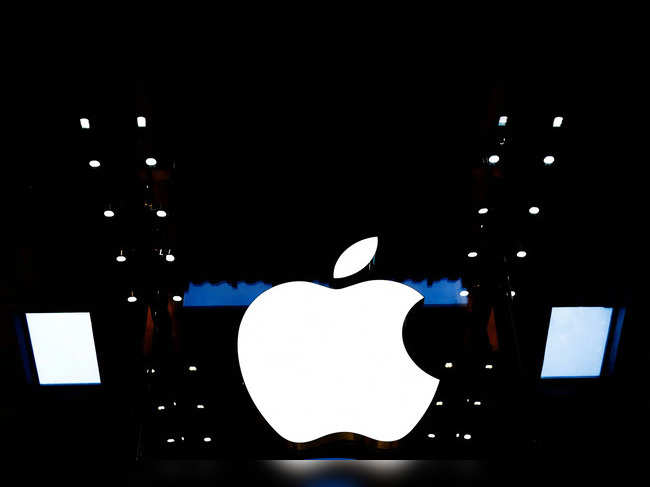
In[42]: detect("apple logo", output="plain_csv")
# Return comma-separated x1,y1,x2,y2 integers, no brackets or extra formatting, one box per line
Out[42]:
237,237,439,443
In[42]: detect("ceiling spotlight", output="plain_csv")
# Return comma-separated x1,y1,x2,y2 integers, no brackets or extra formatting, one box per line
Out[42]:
459,290,469,297
444,362,453,369
463,434,472,440
157,405,165,411
165,251,175,262
467,251,478,258
166,438,175,444
103,209,115,218
511,290,516,297
156,209,167,218
543,155,555,165
529,206,540,215
127,290,137,303
435,401,444,406
474,401,482,406
89,160,101,168
145,157,157,167
116,250,126,263
203,437,212,443
488,155,500,164
137,116,146,128
516,250,527,258
150,368,155,374
553,116,563,127
172,295,183,302
478,208,488,215
427,433,436,439
498,115,508,127
485,364,493,369
188,365,197,372
456,433,460,438
80,118,90,129
197,404,205,409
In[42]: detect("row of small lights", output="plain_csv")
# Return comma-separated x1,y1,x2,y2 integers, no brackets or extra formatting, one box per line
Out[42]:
156,402,206,411
145,364,198,375
166,436,213,444
442,362,494,370
487,115,563,166
83,115,180,303
427,433,472,440
475,206,540,216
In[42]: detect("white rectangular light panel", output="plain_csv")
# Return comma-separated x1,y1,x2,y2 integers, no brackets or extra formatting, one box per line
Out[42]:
552,116,563,127
25,312,101,385
541,307,613,378
137,116,146,127
498,115,508,126
80,118,90,129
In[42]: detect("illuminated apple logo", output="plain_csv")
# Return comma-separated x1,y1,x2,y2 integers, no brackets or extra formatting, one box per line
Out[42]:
237,237,439,443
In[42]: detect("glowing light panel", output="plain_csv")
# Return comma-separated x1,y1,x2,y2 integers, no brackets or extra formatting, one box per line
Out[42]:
541,307,613,378
25,312,101,385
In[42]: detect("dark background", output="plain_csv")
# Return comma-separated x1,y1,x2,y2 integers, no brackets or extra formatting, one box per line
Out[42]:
1,58,644,484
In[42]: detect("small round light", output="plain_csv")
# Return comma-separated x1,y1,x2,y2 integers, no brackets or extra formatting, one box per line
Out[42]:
427,433,436,439
474,401,482,406
165,253,175,262
529,206,540,215
156,210,167,218
137,116,146,128
197,404,205,409
157,405,165,411
172,295,183,302
188,365,197,372
127,296,137,303
516,250,527,258
478,208,488,215
456,433,460,438
488,155,500,164
80,118,90,129
116,255,126,263
467,251,478,258
435,401,444,406
485,364,493,369
166,438,175,444
510,290,516,297
203,437,212,443
89,160,100,168
459,290,469,297
444,362,453,369
104,210,115,218
463,434,472,440
145,157,157,167
543,155,555,165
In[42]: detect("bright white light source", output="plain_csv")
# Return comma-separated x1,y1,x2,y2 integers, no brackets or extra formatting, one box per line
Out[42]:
543,155,555,165
172,295,183,302
459,290,469,297
156,210,167,218
165,253,175,262
516,250,527,258
166,438,175,444
203,437,212,443
467,251,478,258
333,237,378,279
485,364,493,369
89,160,101,168
145,157,157,167
511,290,516,297
157,405,165,411
127,296,137,303
435,401,444,406
427,433,436,439
25,312,101,385
456,433,460,438
238,269,439,443
541,307,613,378
104,210,115,218
473,401,481,406
478,208,488,215
137,116,146,127
553,116,563,127
444,362,453,368
463,434,472,440
80,118,90,129
197,404,205,409
488,155,500,164
498,116,508,126
116,254,126,263
188,365,197,371
529,206,540,215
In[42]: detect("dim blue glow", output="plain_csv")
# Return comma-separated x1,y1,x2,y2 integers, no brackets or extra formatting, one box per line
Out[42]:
541,307,613,378
25,312,101,385
184,278,467,307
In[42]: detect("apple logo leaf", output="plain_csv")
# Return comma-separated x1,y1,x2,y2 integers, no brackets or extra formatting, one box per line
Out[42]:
333,237,379,279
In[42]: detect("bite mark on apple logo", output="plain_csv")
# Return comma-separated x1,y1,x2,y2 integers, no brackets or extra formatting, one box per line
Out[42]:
237,237,440,443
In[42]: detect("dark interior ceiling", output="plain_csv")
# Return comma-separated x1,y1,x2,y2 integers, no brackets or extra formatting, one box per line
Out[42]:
1,63,645,483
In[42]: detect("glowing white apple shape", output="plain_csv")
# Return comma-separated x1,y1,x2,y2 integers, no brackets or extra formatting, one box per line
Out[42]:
237,237,439,443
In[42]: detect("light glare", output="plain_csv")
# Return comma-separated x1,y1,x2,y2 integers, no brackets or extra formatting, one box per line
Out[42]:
172,295,183,302
553,116,563,127
529,206,540,215
478,208,488,215
498,115,507,126
467,251,478,258
165,253,175,262
156,210,167,218
80,118,90,129
104,210,115,218
89,160,101,168
516,251,527,258
459,290,469,297
488,155,499,164
137,116,146,127
543,155,555,165
444,362,453,368
145,157,157,167
127,296,137,303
